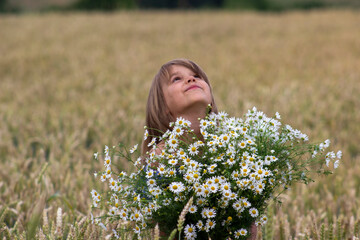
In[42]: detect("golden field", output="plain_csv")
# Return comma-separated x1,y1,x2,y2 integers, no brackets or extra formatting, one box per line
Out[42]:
0,10,360,239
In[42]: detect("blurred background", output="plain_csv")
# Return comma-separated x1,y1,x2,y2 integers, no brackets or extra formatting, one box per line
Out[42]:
1,0,360,12
0,0,359,239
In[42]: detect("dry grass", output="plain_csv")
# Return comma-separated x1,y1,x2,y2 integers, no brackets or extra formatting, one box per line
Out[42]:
0,10,359,239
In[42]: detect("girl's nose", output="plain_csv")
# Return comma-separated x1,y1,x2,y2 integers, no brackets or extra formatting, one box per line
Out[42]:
187,76,196,83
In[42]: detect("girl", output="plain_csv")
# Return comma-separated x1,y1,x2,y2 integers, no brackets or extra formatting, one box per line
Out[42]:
141,59,257,239
142,58,218,155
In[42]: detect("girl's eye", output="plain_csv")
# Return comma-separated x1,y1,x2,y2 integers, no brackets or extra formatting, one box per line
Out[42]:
172,77,181,82
194,75,200,78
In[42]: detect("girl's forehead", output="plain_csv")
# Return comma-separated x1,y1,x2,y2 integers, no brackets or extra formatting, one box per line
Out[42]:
159,63,204,86
169,64,195,74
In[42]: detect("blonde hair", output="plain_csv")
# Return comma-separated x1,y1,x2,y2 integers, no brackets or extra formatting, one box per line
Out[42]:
142,59,218,154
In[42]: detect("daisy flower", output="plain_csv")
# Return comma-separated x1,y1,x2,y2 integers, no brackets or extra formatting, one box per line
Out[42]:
325,151,336,167
264,155,272,165
256,168,265,178
231,171,240,180
208,183,218,193
247,139,255,146
167,168,176,177
232,200,242,211
100,173,107,182
241,199,251,208
195,186,203,196
108,207,117,216
206,208,216,218
201,208,208,218
172,126,184,136
176,117,190,127
220,134,230,143
196,220,204,231
143,129,149,140
109,178,117,191
241,166,249,177
163,198,171,206
189,205,198,213
104,156,111,167
184,172,194,183
196,198,206,206
157,164,166,175
192,172,201,181
169,182,185,194
104,145,109,155
131,210,143,222
211,176,223,185
207,164,217,174
220,182,231,192
145,169,154,178
133,225,141,234
207,140,215,147
188,143,199,156
200,119,210,129
239,141,247,149
205,219,216,232
91,189,99,199
249,207,259,217
168,158,178,166
177,149,187,158
130,144,138,154
240,126,248,134
260,215,268,224
184,224,197,239
226,157,236,166
147,179,156,187
168,137,179,148
147,138,156,147
235,228,247,237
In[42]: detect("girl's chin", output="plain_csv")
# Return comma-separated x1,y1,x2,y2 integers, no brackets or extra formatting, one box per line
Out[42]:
186,95,211,105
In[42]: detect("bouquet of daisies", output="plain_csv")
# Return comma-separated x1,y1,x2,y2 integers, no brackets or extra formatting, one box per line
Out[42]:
90,107,342,240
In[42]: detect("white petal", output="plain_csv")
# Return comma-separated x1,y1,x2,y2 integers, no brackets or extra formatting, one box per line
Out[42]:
325,158,330,167
99,222,107,230
336,150,342,159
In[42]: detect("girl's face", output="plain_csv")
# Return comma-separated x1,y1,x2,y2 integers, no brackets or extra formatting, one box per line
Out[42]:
162,65,212,118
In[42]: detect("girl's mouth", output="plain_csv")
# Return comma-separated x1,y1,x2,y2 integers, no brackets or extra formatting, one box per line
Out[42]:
186,85,201,91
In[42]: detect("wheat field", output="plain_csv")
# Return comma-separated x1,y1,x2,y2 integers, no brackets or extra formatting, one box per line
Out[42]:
0,10,360,239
